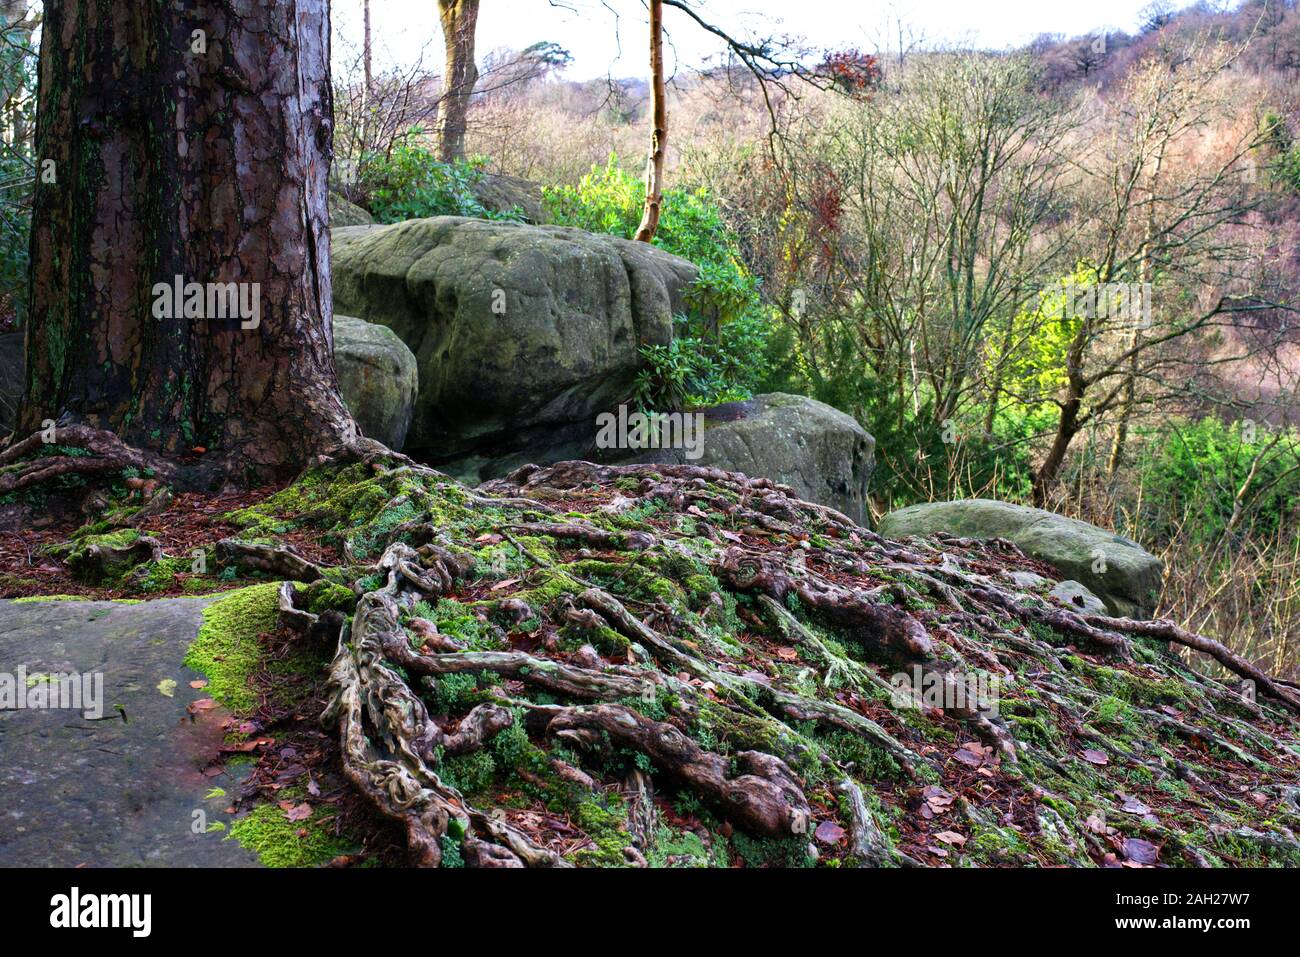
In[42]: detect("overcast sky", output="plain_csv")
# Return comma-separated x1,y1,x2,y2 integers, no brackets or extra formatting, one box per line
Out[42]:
332,0,1178,80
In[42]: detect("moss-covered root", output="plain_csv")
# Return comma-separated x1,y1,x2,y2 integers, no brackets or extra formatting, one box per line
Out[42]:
249,457,1300,868
321,545,569,869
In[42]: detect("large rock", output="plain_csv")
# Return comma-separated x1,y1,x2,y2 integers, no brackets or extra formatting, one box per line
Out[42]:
329,190,374,227
0,331,21,435
333,315,418,451
608,393,875,526
878,499,1163,618
471,172,548,224
331,217,696,465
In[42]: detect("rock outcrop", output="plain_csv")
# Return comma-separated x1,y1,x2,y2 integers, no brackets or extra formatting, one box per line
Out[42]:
329,190,374,227
332,315,419,451
607,393,875,526
878,498,1164,618
471,172,548,224
331,217,696,466
0,596,261,867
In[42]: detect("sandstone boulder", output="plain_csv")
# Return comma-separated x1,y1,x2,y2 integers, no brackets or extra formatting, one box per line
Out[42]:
329,191,374,227
878,499,1163,618
471,172,548,224
331,217,696,465
606,393,875,526
333,315,418,451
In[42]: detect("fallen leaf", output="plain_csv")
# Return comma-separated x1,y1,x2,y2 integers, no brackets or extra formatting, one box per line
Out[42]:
1120,796,1150,815
490,578,521,591
284,802,313,823
1084,813,1111,834
1081,749,1109,765
189,679,208,689
934,830,967,846
1123,837,1159,865
814,821,846,845
952,747,984,767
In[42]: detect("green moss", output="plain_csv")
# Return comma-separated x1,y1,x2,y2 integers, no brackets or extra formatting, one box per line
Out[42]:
427,671,498,713
184,582,284,712
426,598,501,651
11,594,92,603
963,821,1036,866
227,801,356,868
130,555,199,594
646,826,716,868
574,798,634,867
439,749,497,796
516,568,586,607
731,830,814,868
226,462,482,558
46,527,148,583
303,579,357,615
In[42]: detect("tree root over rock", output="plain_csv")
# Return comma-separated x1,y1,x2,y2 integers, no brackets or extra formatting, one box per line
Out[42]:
242,457,1300,866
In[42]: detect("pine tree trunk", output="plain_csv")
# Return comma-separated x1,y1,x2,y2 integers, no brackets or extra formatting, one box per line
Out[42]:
20,0,355,482
435,0,480,164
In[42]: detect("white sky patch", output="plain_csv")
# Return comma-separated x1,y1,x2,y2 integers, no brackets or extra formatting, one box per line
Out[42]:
333,0,1159,81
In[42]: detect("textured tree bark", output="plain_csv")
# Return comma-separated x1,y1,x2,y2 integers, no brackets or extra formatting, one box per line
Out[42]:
634,0,666,243
20,0,356,482
435,0,480,164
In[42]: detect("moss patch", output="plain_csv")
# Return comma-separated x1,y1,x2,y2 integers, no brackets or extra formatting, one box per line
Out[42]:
184,582,284,711
227,802,357,868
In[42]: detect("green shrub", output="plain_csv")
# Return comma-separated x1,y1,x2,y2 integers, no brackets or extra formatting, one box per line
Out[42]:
358,134,524,225
1129,416,1300,544
544,156,772,408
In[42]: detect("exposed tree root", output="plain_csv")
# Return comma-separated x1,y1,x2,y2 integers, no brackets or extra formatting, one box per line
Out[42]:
0,424,179,495
184,456,1300,865
217,538,328,582
1085,614,1300,713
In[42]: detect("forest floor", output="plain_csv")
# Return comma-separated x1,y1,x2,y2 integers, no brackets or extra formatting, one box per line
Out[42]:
2,454,1299,868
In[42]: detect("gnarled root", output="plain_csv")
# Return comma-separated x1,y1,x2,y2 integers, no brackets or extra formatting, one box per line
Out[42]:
0,424,179,496
545,703,811,838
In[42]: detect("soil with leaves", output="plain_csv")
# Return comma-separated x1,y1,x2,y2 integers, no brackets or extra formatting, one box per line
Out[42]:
4,451,1300,868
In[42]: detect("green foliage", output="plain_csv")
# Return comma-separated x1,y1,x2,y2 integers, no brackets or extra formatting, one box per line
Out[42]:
427,671,497,713
1260,112,1300,194
544,156,772,408
0,16,34,328
1128,416,1300,545
358,134,524,224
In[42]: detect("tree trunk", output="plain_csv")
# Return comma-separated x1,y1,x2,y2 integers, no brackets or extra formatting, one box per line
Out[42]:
435,0,480,164
1032,391,1081,506
19,0,355,483
361,0,373,150
634,0,667,243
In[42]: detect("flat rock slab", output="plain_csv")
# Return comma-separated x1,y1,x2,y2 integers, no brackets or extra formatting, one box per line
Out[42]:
0,598,260,867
